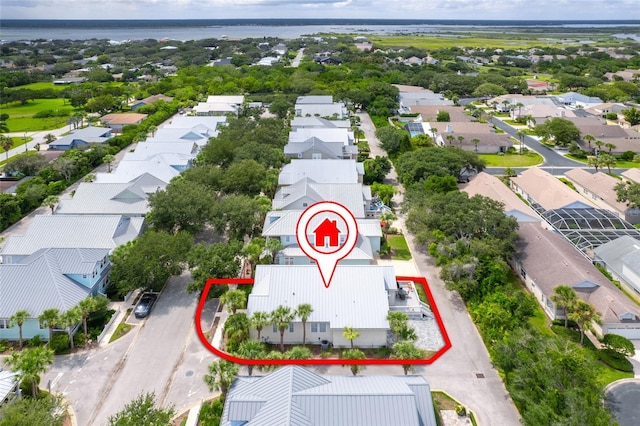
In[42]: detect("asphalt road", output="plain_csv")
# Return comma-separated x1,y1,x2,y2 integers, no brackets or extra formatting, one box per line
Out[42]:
42,272,220,426
350,112,522,425
605,379,640,426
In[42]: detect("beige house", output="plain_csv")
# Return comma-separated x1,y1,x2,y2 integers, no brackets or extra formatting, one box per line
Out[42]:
622,168,640,184
100,113,148,133
565,169,640,224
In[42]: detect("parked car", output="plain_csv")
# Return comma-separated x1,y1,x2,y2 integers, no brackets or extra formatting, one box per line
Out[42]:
134,293,158,318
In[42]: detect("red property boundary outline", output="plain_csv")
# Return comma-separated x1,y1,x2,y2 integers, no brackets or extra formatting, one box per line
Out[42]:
194,276,452,366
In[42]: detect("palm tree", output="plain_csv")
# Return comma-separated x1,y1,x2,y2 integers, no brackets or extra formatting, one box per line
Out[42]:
583,134,595,152
271,305,295,352
77,297,102,343
38,308,60,345
342,348,366,375
250,311,270,341
234,340,265,376
430,127,438,144
516,130,527,155
568,300,602,345
445,134,455,146
284,346,312,360
1,135,13,162
551,285,577,328
471,138,480,152
588,156,603,172
103,154,115,173
4,346,54,397
84,173,96,183
295,304,313,346
387,311,410,339
342,326,360,349
605,142,616,153
223,313,250,345
44,133,57,144
391,341,425,375
594,140,605,154
265,238,284,264
60,307,82,350
148,125,158,137
353,127,365,144
242,237,265,272
600,153,617,174
42,195,59,214
10,309,31,349
457,135,465,148
220,289,247,315
204,359,239,398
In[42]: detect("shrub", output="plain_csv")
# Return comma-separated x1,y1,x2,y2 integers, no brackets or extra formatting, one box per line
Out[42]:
597,348,634,372
28,335,43,347
73,332,86,348
199,396,225,426
619,150,636,161
49,334,70,354
455,404,467,416
0,340,9,352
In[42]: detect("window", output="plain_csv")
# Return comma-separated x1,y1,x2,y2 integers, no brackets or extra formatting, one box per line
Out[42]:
289,323,294,333
284,257,294,265
311,322,327,333
312,153,322,159
0,319,9,329
311,323,318,333
272,323,277,333
319,322,326,333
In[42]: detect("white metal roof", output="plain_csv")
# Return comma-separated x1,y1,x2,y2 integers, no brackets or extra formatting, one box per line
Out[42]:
279,160,363,186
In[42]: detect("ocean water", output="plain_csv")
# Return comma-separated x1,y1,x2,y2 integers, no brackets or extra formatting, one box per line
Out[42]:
1,19,638,42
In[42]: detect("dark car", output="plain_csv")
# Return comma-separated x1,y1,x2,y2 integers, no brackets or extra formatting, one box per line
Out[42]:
134,293,158,319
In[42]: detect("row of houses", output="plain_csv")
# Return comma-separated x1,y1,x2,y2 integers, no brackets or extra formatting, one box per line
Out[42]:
463,169,640,339
0,114,229,342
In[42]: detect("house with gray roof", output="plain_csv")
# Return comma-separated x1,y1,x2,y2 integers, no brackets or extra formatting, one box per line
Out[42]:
247,265,395,347
56,173,165,216
93,153,188,184
284,136,358,160
272,178,372,218
0,370,19,405
194,95,244,116
279,160,364,186
48,126,113,150
262,210,381,265
513,222,640,339
295,96,347,119
130,94,173,111
0,247,111,341
556,92,603,108
565,168,640,224
290,116,351,129
0,215,143,264
594,236,640,299
221,366,437,426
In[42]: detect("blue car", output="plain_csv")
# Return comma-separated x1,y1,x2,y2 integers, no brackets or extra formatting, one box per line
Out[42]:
134,293,158,318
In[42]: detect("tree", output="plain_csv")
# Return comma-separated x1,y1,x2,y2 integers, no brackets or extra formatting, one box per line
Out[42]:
342,348,366,375
375,126,409,156
107,392,174,426
44,133,57,144
504,167,517,178
187,241,241,294
110,230,192,296
516,130,526,155
295,303,313,346
204,359,239,398
472,82,507,97
59,307,81,350
583,134,595,151
436,111,450,122
602,334,635,358
41,195,59,214
265,238,284,264
148,125,158,137
587,156,603,172
599,153,616,174
622,107,640,126
551,285,577,328
271,305,295,352
395,146,485,187
220,289,247,314
615,180,640,209
9,309,30,349
1,135,12,162
242,237,266,271
84,173,96,182
77,296,108,344
224,313,250,352
0,393,67,426
284,346,312,360
534,118,580,146
363,155,392,184
234,340,265,376
471,138,480,152
38,308,60,344
604,142,616,153
391,341,425,375
102,154,115,173
4,346,54,397
148,179,215,234
250,311,270,341
379,212,397,238
594,139,605,154
457,135,465,148
568,300,602,345
219,159,266,196
343,326,360,349
445,134,455,145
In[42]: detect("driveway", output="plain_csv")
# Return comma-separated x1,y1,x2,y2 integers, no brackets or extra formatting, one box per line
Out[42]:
42,272,219,426
605,379,640,426
348,112,522,425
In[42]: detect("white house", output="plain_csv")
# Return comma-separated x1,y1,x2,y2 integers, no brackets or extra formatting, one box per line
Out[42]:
278,159,364,186
294,96,348,119
247,265,396,348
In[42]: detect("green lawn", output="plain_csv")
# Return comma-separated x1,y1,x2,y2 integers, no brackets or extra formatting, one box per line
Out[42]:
479,152,543,167
1,99,73,132
369,34,569,50
388,234,412,260
5,82,67,92
566,155,640,169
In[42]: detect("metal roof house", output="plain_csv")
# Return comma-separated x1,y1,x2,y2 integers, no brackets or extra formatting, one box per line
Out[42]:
0,215,143,264
48,126,113,150
290,116,351,129
92,153,188,184
247,265,395,348
0,247,111,341
278,160,364,186
294,96,348,119
594,236,640,298
0,370,20,405
221,366,437,426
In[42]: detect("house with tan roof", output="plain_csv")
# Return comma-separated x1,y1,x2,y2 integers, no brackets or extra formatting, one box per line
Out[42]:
513,222,640,339
604,69,640,82
130,94,173,111
410,106,469,122
565,168,640,224
100,113,148,133
622,168,640,184
510,167,595,216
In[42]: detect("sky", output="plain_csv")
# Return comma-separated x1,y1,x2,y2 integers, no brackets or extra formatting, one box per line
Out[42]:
1,0,639,21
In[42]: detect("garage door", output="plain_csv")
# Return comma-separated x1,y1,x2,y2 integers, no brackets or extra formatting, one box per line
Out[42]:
606,328,640,340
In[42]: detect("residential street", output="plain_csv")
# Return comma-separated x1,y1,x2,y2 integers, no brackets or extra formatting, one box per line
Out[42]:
345,112,522,425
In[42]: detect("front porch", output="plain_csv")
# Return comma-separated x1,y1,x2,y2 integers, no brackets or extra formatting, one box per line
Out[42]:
388,280,431,320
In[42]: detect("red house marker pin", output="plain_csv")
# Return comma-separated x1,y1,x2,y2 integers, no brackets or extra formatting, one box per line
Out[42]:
296,201,358,288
